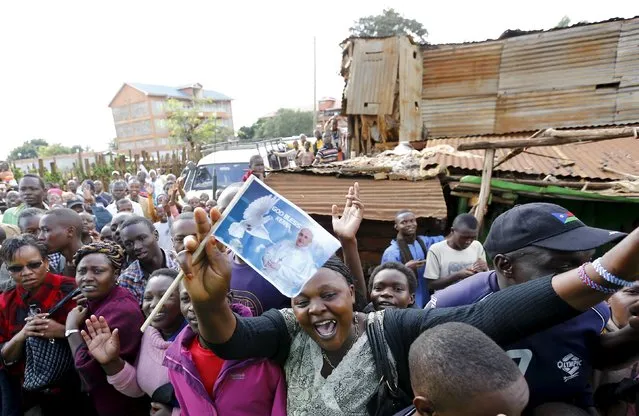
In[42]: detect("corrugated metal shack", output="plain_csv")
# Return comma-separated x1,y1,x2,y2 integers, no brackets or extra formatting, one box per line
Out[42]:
267,17,639,271
341,36,423,153
338,17,639,231
421,17,639,137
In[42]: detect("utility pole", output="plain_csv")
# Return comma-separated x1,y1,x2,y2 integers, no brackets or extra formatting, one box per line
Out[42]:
313,36,317,133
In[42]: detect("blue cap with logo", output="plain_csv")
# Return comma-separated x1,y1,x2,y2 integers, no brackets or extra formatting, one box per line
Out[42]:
483,202,626,258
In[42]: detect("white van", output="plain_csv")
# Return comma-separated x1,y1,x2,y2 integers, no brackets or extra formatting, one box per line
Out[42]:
183,147,263,200
183,139,301,200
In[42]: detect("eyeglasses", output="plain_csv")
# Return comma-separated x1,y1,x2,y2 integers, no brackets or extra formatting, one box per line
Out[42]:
7,261,44,274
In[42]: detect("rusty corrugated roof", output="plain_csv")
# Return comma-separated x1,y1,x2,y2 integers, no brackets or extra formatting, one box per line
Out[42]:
265,172,447,221
422,130,639,180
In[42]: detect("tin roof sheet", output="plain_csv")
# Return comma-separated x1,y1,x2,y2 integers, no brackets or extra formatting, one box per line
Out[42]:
422,128,639,180
265,172,447,221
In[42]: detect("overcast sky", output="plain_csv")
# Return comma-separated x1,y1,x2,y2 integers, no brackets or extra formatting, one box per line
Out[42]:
0,0,635,159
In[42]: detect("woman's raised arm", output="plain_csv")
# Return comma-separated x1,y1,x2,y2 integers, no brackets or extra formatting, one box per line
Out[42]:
177,208,291,361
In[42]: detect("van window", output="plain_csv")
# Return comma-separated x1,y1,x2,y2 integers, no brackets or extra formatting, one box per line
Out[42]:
192,163,246,191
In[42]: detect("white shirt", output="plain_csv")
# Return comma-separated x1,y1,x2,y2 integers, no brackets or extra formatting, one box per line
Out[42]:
106,199,144,217
152,178,165,196
425,240,486,280
154,221,173,253
262,240,317,296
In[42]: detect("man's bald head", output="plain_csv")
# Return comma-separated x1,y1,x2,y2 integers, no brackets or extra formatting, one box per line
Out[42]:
409,323,528,416
41,208,83,238
38,208,84,254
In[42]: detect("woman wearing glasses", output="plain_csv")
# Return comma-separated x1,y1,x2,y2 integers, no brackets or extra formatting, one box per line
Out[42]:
0,235,92,415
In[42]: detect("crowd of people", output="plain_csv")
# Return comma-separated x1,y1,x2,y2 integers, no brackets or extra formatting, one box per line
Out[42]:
271,127,346,169
0,158,637,416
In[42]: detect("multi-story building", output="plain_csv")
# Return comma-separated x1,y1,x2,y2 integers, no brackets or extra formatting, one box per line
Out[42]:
108,82,233,156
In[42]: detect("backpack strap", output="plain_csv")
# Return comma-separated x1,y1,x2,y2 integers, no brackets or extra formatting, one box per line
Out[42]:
366,312,401,395
415,237,429,260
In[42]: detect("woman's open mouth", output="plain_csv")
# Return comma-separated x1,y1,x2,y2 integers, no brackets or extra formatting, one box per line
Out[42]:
313,319,337,339
376,301,396,309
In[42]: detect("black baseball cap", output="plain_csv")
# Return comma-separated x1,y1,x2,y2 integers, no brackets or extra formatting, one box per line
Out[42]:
66,199,84,209
484,202,626,258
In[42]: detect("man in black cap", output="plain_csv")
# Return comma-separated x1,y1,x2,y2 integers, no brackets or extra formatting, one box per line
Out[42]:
427,202,636,414
66,199,85,214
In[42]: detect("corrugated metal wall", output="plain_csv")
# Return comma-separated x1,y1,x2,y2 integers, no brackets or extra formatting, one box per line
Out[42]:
421,18,639,137
345,38,398,115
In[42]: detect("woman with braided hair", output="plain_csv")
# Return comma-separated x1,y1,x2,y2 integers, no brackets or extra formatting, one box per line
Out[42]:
65,241,147,415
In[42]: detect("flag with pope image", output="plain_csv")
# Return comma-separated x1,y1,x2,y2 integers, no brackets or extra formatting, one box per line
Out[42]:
212,175,341,297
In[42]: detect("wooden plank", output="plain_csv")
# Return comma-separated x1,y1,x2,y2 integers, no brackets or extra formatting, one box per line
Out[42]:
601,166,639,180
458,127,637,150
398,38,423,142
37,159,45,178
474,148,495,228
493,129,545,168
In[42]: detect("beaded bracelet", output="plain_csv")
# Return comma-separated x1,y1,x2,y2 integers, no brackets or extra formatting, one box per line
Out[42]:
593,258,633,288
577,264,618,294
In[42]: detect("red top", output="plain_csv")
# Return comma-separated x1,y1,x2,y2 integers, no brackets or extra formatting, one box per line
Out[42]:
241,170,254,182
0,273,77,373
189,336,224,398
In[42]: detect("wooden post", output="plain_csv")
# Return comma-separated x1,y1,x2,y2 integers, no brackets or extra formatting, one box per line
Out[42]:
84,158,91,177
37,159,45,178
77,151,84,177
474,148,495,229
50,161,57,176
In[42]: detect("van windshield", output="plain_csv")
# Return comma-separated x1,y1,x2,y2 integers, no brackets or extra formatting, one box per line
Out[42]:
192,163,246,191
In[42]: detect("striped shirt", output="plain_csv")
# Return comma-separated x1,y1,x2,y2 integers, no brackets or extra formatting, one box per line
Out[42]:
316,145,339,164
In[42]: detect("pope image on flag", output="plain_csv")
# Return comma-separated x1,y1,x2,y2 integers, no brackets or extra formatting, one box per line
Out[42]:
262,228,318,291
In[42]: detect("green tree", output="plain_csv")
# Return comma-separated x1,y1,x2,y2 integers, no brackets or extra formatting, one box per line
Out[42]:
350,8,428,43
38,143,73,157
555,16,571,28
237,125,255,141
31,139,48,147
165,98,231,150
108,138,118,151
254,109,313,139
7,139,48,161
554,16,588,29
